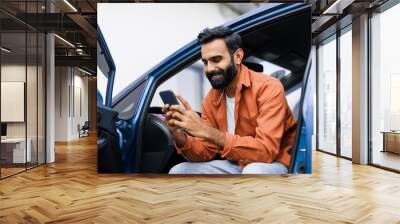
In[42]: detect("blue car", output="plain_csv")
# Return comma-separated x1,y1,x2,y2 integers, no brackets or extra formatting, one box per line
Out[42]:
97,3,313,174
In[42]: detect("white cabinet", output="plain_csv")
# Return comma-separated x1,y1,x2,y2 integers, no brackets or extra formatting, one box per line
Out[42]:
1,138,32,163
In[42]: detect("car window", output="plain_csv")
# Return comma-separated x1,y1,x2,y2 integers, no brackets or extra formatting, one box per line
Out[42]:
149,56,296,114
97,41,111,106
245,55,300,118
97,68,108,105
113,81,146,120
150,61,206,112
97,29,116,107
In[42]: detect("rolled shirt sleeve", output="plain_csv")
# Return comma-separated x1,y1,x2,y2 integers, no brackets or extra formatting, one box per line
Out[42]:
174,103,219,162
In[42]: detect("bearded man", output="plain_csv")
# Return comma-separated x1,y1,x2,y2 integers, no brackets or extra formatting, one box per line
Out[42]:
162,26,297,174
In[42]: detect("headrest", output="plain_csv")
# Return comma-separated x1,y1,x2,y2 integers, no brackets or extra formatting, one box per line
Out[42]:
243,61,263,73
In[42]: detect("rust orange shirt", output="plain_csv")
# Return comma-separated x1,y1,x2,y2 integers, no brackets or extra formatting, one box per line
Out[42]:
175,64,297,168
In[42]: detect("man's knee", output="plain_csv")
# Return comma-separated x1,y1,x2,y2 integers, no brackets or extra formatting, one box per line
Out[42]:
241,162,288,174
169,160,240,174
169,162,195,174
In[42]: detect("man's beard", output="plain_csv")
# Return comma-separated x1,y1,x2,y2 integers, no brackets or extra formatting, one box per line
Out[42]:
206,62,237,89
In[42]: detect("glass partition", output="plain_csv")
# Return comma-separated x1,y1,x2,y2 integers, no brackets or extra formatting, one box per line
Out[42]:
38,31,46,165
27,30,38,169
317,36,337,155
1,31,28,177
339,27,352,158
0,2,46,179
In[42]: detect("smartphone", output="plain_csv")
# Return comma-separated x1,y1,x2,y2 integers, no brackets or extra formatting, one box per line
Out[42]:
159,90,180,105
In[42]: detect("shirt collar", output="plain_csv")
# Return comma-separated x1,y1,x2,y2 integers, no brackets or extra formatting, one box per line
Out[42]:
212,64,251,105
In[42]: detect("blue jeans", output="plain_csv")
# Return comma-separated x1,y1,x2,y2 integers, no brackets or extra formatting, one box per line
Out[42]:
168,160,288,174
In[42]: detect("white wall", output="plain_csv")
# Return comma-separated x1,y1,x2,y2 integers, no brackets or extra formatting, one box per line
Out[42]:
97,3,241,98
1,65,26,130
55,66,69,141
1,65,36,138
72,73,89,138
55,67,89,141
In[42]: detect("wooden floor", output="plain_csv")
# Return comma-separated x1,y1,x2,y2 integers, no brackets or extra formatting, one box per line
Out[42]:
1,167,26,178
372,151,400,171
1,135,400,223
1,163,45,178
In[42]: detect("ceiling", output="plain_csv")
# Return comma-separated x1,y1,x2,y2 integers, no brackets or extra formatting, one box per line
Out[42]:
0,0,394,74
0,0,97,73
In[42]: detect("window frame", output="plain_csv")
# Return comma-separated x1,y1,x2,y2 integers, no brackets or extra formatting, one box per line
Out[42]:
316,23,353,161
368,2,400,173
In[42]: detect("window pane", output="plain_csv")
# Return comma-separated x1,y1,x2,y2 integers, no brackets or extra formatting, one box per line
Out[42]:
318,37,337,154
96,67,108,106
150,61,204,112
371,4,400,171
340,29,352,158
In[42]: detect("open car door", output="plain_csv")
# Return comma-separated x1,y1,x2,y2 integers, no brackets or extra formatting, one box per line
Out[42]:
97,27,124,173
289,55,313,173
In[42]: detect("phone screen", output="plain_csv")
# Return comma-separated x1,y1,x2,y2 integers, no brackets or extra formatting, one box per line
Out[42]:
159,90,180,105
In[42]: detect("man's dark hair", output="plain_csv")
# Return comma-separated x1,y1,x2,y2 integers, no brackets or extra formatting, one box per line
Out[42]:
197,26,242,55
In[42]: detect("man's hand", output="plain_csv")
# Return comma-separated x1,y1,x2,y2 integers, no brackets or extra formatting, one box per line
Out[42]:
169,96,225,148
162,103,187,148
168,96,208,138
161,104,179,133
